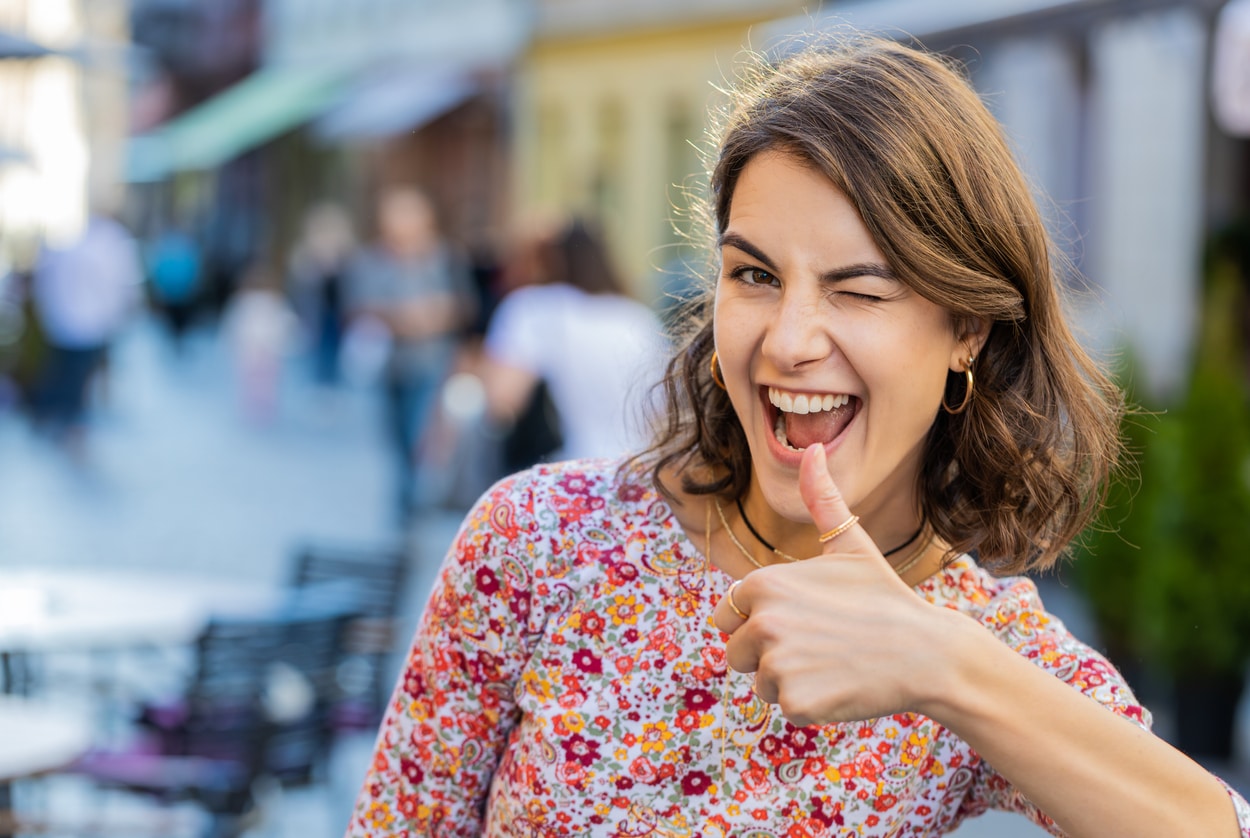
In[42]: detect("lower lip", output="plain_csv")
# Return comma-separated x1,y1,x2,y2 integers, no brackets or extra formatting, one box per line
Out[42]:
758,390,854,467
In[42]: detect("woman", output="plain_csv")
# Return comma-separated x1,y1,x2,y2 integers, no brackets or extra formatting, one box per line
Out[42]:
346,36,1250,836
480,218,666,466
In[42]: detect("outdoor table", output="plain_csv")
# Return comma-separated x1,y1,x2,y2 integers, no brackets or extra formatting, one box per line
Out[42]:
0,696,92,837
0,568,279,693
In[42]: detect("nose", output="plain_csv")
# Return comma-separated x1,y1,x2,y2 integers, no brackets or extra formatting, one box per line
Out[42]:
760,284,835,372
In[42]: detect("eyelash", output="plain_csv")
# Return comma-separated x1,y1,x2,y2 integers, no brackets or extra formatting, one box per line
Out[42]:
728,265,777,287
726,265,884,302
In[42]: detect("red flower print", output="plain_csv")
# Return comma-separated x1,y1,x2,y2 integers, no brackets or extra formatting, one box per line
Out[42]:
578,611,606,638
397,793,420,818
508,593,530,621
347,466,1153,837
571,648,602,674
557,760,587,785
628,756,658,783
785,725,818,755
680,770,712,796
742,765,771,793
606,560,639,587
399,757,423,786
854,751,884,782
681,687,715,712
618,483,645,502
560,733,601,767
758,735,791,763
558,474,591,495
474,566,500,595
699,646,727,674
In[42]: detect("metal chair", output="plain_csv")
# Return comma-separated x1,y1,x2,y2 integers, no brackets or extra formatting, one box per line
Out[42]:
70,609,351,837
288,543,411,731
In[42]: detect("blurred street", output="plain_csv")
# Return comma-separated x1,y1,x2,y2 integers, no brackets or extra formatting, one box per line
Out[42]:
0,315,460,836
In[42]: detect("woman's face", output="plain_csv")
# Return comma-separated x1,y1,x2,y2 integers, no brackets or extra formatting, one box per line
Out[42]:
713,150,973,533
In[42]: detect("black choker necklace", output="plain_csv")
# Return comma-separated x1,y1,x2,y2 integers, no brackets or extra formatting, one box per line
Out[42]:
735,497,925,558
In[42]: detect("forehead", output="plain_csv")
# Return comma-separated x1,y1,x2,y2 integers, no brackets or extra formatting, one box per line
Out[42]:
724,151,886,264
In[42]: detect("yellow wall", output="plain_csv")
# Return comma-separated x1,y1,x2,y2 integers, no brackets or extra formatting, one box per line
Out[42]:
513,15,799,300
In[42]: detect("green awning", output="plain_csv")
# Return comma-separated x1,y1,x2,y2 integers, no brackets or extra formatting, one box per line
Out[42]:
127,62,353,181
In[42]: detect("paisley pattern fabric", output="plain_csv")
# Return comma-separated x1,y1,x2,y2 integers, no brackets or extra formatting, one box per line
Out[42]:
346,458,1250,837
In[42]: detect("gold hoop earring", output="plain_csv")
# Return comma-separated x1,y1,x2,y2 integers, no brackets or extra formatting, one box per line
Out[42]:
710,351,727,391
942,355,975,415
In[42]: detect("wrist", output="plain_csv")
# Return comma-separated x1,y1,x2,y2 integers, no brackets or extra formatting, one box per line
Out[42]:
910,606,1000,725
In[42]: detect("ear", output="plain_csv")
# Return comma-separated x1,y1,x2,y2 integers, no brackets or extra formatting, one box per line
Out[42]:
950,317,991,371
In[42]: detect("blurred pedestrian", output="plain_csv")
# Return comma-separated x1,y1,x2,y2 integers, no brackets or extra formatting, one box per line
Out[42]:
481,218,666,468
346,186,476,520
221,261,299,425
288,202,355,388
30,211,142,454
145,223,204,353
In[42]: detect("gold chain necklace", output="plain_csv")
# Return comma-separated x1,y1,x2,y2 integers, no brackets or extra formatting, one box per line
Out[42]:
715,495,932,578
713,496,769,568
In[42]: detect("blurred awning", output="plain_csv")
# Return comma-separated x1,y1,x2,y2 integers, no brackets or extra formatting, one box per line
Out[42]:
0,30,57,60
313,68,478,142
127,62,355,182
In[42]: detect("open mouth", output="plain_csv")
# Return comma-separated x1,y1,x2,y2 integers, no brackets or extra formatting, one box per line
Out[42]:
765,386,859,451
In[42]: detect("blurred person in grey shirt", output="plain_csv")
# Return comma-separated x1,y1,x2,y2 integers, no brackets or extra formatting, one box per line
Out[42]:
346,186,476,520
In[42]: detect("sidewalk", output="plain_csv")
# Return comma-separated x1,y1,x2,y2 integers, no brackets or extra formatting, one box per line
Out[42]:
0,317,401,836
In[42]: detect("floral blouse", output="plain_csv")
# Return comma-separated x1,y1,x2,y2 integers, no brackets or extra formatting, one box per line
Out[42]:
347,459,1250,837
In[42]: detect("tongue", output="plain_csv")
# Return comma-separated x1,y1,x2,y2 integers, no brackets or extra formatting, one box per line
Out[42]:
785,404,853,449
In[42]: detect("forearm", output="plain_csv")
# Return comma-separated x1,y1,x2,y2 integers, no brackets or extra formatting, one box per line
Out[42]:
922,611,1241,837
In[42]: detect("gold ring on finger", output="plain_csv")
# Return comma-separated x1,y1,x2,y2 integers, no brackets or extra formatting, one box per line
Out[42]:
726,579,749,621
818,514,860,544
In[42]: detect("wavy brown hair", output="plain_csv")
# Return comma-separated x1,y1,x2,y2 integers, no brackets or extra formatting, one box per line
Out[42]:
635,35,1124,574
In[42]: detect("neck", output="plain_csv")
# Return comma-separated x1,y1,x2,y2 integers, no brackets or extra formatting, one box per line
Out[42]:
738,491,927,567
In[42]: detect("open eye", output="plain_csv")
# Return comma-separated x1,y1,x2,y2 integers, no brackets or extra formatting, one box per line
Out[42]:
729,265,778,287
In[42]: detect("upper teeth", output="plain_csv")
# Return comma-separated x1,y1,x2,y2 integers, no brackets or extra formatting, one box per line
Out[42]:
768,388,851,415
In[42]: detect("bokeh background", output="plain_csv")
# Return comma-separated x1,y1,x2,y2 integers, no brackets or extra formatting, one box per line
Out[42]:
0,1,1248,836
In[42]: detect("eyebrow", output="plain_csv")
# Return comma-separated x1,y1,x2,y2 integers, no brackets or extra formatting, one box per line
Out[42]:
718,231,896,283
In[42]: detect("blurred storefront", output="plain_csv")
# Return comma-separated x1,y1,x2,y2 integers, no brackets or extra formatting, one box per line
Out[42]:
127,0,531,301
512,0,808,297
0,0,132,265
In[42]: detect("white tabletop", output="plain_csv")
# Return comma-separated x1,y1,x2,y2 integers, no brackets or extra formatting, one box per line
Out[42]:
0,696,91,781
0,568,278,654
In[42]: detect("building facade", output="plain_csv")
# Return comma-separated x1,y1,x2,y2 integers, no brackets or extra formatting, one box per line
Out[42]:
0,0,131,261
512,0,809,299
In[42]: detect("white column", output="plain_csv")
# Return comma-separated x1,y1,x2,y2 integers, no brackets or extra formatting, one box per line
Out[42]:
1086,9,1207,399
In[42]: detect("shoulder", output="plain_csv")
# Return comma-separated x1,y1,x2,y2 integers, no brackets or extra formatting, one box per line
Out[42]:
922,555,1148,722
462,456,664,550
921,555,1081,649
